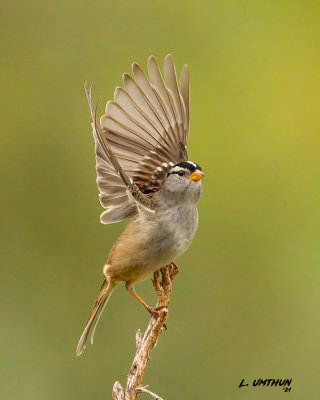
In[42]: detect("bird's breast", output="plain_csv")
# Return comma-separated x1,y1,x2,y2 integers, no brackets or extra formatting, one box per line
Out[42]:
142,204,199,262
107,204,199,285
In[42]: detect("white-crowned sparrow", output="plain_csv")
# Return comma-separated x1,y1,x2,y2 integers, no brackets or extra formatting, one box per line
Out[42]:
76,54,204,356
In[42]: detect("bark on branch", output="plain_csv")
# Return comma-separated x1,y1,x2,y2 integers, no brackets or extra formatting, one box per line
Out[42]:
112,263,179,400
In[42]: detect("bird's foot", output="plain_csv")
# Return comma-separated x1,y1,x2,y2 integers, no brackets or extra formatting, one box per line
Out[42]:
153,306,168,330
147,305,168,319
147,307,160,319
169,262,179,279
170,261,178,269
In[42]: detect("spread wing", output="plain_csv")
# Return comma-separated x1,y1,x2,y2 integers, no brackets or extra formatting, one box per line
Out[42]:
86,54,190,224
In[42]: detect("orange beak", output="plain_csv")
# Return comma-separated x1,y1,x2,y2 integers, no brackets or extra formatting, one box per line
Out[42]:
189,169,205,181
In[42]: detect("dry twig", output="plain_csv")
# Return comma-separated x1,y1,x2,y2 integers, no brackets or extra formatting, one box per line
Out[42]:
112,263,179,400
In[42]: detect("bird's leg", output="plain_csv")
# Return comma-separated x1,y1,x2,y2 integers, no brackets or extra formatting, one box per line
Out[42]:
129,289,160,319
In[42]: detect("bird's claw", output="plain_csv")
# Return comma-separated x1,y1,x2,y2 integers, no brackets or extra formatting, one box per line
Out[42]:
147,307,160,319
148,305,168,319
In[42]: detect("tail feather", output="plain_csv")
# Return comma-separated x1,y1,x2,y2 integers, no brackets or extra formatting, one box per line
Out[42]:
89,291,111,345
76,278,116,356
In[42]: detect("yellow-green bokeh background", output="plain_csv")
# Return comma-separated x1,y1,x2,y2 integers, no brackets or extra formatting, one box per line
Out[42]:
1,1,319,399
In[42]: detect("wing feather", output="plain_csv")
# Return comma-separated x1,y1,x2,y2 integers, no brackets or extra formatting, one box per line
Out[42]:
180,64,190,132
100,204,137,224
85,55,190,224
164,54,185,142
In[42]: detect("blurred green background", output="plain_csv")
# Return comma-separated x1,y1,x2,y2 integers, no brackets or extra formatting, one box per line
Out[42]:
1,0,319,399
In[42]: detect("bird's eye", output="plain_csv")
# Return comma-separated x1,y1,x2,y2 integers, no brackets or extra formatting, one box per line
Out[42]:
178,170,185,176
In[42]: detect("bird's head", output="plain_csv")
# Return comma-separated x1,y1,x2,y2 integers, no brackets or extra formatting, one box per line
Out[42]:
161,161,204,204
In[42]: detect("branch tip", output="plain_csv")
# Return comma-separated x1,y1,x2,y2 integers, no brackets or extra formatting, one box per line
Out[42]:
136,386,163,400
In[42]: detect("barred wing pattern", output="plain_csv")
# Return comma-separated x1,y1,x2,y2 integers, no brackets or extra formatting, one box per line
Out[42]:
89,54,190,224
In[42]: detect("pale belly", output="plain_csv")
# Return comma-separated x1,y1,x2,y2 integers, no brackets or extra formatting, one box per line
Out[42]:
115,205,198,284
106,204,199,285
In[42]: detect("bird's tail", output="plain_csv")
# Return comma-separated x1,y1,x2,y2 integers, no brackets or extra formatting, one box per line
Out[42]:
76,277,116,356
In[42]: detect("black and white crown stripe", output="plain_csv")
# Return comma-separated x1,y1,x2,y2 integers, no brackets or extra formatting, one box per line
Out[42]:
167,161,202,176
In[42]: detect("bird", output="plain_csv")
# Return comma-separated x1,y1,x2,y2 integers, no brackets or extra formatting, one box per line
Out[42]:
76,54,204,356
